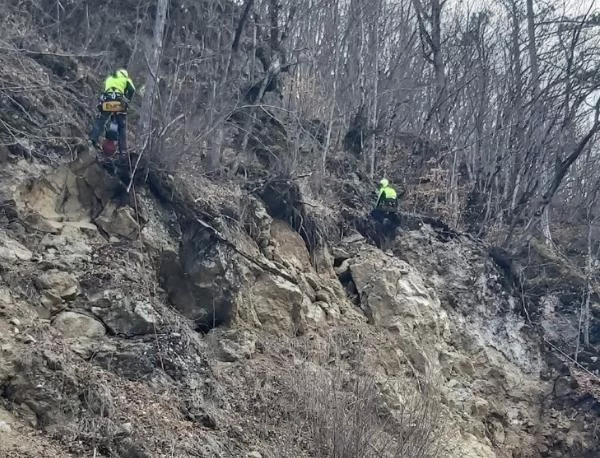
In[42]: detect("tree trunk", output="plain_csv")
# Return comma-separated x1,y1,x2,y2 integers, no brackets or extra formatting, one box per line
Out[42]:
232,0,254,53
430,0,448,141
138,0,169,155
526,0,540,95
368,0,381,178
322,0,341,174
526,0,552,244
507,0,524,216
584,206,593,346
411,0,448,142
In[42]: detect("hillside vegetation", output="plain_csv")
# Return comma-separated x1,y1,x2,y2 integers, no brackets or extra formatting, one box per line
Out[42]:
0,1,599,457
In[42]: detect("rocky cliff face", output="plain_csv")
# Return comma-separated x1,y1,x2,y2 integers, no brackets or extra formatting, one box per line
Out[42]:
0,150,598,457
1,0,598,455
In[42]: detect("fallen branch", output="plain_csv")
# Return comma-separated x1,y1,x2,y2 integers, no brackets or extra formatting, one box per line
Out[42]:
296,200,318,208
0,45,107,58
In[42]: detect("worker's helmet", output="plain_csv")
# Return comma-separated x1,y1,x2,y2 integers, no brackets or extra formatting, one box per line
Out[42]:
117,69,129,79
379,178,389,187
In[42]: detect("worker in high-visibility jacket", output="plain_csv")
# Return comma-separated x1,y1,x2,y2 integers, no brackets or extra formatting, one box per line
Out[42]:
371,178,399,225
376,178,397,208
89,69,136,156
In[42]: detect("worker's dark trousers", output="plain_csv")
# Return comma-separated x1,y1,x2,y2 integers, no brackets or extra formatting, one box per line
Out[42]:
90,112,127,153
371,208,400,226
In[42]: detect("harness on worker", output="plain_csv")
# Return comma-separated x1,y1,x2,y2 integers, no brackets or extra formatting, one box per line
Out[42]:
377,197,398,212
100,89,126,113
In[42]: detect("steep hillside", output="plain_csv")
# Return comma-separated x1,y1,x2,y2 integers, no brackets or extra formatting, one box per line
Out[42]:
0,144,599,457
0,1,599,457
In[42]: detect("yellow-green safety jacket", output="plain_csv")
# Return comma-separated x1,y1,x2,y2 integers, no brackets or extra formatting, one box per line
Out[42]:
377,185,397,207
104,73,136,100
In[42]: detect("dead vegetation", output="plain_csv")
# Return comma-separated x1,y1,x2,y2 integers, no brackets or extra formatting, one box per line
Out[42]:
235,331,450,458
0,1,599,457
290,367,445,458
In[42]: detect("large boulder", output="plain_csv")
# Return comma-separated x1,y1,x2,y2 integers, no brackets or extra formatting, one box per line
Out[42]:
22,211,64,234
270,219,311,272
16,152,94,222
35,270,79,300
0,235,32,263
159,222,239,330
75,159,126,208
160,218,335,334
300,296,327,328
17,170,67,222
346,256,443,373
92,341,157,380
247,272,304,334
16,150,135,235
53,311,106,338
94,202,140,240
89,291,159,337
347,249,448,341
215,329,257,362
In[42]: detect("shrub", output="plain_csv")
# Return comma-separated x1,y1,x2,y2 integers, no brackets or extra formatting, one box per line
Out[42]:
291,366,445,458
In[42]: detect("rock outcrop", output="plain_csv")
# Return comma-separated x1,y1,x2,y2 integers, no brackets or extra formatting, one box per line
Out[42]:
0,152,598,458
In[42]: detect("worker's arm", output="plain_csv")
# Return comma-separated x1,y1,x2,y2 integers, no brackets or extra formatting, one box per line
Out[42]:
124,79,136,100
375,188,384,207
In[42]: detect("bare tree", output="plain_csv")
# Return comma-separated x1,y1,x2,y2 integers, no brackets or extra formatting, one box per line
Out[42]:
138,0,170,157
412,0,448,142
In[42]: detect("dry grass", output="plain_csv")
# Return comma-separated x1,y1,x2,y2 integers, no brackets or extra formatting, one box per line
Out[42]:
288,365,445,458
251,332,448,458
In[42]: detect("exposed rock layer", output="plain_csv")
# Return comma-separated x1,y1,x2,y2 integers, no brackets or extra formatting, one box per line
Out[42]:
0,155,597,457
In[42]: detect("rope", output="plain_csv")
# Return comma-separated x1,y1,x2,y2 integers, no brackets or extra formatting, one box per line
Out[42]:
126,147,145,193
120,149,166,371
544,338,600,384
